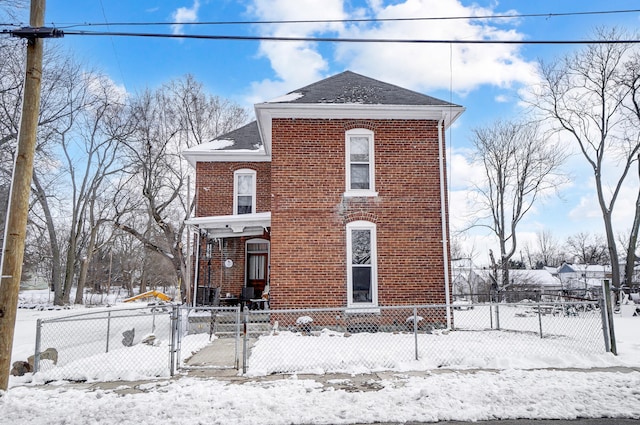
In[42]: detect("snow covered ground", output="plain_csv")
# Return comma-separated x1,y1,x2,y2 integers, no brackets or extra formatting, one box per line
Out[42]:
1,292,639,424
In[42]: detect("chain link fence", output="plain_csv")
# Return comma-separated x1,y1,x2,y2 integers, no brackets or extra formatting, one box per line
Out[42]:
240,301,606,375
34,305,175,381
31,299,608,381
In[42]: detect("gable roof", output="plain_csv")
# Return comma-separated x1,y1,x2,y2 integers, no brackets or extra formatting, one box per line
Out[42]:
183,70,465,162
182,121,266,165
214,121,262,150
265,71,460,107
256,70,465,156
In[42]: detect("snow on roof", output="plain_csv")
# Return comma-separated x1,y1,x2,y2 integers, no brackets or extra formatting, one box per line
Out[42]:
186,139,235,153
473,269,561,287
265,92,304,103
557,264,611,274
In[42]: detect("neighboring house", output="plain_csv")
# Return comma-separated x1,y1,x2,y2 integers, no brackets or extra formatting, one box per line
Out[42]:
183,71,464,312
505,269,564,292
451,259,491,301
557,263,611,290
452,260,569,302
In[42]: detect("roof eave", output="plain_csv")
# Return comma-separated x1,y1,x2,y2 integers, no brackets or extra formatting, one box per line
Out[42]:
182,150,271,166
255,103,465,157
185,212,271,237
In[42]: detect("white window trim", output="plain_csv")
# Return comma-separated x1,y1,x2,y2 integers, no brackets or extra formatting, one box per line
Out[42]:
233,169,257,215
344,129,378,197
346,220,378,309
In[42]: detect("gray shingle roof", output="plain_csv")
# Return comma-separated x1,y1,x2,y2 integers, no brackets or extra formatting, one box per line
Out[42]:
270,70,459,106
217,120,262,150
209,71,462,152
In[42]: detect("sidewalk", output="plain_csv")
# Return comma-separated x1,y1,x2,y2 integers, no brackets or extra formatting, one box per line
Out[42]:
41,365,640,395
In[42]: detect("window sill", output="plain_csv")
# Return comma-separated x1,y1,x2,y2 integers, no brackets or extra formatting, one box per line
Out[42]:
345,306,381,314
343,190,378,198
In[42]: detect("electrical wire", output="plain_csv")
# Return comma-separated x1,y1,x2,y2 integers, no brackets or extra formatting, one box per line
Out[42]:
2,7,640,29
57,30,640,45
42,8,640,29
97,0,128,92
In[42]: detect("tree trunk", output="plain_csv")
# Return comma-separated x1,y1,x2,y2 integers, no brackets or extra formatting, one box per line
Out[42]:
624,165,640,289
75,257,88,305
62,237,77,305
32,174,64,305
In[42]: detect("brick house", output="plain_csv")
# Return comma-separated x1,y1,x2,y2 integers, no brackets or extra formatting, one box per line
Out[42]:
183,71,464,312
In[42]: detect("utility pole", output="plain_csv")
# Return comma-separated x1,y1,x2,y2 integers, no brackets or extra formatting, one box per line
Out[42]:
0,0,50,391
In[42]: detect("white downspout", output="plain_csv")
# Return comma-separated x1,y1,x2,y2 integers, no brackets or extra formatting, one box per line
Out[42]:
438,117,452,329
192,229,201,308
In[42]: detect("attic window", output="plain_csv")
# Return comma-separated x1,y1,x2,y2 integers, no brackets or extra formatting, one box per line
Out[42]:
345,129,377,197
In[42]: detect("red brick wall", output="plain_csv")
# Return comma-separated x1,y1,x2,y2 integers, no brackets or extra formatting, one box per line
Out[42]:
193,161,271,299
269,118,451,309
195,162,271,217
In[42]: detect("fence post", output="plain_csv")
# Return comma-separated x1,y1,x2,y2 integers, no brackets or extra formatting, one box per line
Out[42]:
242,309,248,374
34,318,42,373
170,305,179,377
537,301,543,338
106,311,111,353
599,296,610,353
601,280,617,354
234,306,240,370
489,302,493,329
413,307,418,361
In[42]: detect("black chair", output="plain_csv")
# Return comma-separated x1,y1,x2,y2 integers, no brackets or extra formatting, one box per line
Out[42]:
240,287,255,310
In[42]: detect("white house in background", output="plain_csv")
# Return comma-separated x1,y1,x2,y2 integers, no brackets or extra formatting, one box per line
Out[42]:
451,263,563,300
451,259,490,300
557,263,611,290
512,269,563,290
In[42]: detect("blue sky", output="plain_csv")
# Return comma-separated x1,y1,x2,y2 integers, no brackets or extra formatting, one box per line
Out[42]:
8,0,640,264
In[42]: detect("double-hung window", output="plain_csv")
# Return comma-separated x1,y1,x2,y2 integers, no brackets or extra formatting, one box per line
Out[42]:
346,220,378,307
345,129,376,196
233,169,256,215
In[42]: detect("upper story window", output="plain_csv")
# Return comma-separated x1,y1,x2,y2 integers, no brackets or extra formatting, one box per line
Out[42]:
346,220,378,308
233,169,256,215
345,129,377,197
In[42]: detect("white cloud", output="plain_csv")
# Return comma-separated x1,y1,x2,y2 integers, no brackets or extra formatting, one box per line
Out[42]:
245,0,540,102
245,42,329,104
243,0,347,103
83,72,128,103
171,0,200,36
448,148,485,190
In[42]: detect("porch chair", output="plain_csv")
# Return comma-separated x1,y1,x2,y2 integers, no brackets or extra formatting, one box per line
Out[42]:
240,287,255,310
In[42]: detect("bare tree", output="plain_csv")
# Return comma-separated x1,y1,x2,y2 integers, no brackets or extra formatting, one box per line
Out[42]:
565,232,610,265
28,67,130,305
471,119,567,291
524,228,565,269
1,42,102,296
533,28,640,290
618,50,640,288
0,0,26,21
113,75,248,302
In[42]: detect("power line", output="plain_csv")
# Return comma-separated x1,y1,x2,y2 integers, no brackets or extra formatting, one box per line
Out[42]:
58,30,640,45
2,7,640,29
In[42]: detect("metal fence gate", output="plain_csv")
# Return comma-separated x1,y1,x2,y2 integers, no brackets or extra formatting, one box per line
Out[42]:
175,306,241,371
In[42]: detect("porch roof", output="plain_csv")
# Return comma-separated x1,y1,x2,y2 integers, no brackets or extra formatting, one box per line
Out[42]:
185,212,271,238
